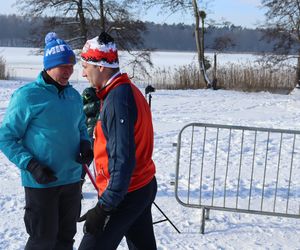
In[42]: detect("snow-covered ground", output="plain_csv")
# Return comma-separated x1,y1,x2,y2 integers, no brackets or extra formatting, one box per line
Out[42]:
0,48,299,249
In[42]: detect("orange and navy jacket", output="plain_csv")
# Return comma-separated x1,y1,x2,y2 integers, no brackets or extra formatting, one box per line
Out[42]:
94,73,156,209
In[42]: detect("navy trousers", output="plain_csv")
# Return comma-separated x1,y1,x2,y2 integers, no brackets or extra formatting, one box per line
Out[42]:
78,177,157,250
24,182,81,250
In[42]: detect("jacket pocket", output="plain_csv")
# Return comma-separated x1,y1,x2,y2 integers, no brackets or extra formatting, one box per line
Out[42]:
96,165,109,191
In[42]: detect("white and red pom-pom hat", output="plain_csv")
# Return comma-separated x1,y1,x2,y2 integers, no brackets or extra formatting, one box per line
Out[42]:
81,32,119,68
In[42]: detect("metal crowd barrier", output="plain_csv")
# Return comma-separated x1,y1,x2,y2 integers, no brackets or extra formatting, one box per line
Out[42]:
174,123,300,234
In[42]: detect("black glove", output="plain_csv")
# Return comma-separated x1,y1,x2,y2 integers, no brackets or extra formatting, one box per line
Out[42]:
27,159,57,184
78,203,111,235
76,140,94,165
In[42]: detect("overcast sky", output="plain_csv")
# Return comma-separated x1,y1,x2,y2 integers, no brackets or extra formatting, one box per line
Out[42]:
1,0,266,28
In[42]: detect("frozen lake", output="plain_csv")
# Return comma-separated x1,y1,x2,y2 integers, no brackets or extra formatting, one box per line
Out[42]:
0,47,267,83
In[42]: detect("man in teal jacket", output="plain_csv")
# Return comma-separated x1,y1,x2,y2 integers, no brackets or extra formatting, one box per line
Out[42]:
0,32,93,250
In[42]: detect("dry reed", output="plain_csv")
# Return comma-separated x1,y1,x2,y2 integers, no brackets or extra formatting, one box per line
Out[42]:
146,62,296,94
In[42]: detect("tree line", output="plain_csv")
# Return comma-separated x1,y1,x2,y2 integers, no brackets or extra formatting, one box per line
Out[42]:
1,0,299,87
0,14,277,53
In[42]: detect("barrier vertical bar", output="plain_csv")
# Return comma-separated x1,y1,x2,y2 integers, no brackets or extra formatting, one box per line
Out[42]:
199,127,207,205
286,134,296,214
187,125,195,204
212,128,219,206
261,131,270,211
248,130,257,210
224,128,232,208
273,133,283,212
236,130,244,209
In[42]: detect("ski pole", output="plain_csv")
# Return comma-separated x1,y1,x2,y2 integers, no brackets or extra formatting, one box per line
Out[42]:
82,163,98,191
153,202,181,233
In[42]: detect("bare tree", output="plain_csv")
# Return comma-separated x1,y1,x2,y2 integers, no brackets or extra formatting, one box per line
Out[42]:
260,0,300,87
141,0,211,87
15,0,153,78
16,0,89,47
192,1,210,87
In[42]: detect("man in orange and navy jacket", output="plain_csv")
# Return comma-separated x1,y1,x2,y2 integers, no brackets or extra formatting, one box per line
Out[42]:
78,32,157,250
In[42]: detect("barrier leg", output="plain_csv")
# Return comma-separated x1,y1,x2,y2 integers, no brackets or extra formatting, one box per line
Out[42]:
201,207,206,234
205,208,210,220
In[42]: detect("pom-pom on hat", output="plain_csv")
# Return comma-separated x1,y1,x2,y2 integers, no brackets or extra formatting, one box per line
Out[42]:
43,32,76,70
81,32,119,68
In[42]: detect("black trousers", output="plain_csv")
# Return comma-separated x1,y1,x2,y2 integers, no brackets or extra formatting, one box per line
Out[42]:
24,182,81,250
78,177,157,250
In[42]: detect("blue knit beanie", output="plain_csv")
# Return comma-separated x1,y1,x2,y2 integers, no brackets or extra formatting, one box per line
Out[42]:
43,32,76,70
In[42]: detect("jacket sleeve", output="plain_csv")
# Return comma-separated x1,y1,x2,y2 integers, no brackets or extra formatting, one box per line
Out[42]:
99,85,137,209
0,90,34,170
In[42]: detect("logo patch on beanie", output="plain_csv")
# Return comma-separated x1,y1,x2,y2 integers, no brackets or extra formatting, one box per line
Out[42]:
45,44,73,57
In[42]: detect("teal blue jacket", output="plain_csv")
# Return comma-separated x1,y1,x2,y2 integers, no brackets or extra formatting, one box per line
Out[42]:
0,72,90,188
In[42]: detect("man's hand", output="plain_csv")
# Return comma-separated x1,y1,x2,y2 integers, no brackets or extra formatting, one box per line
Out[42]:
27,159,57,184
78,203,110,235
76,140,94,165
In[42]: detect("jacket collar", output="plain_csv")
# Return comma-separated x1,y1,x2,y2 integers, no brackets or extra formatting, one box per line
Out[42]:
36,71,71,93
96,73,131,100
42,70,68,93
